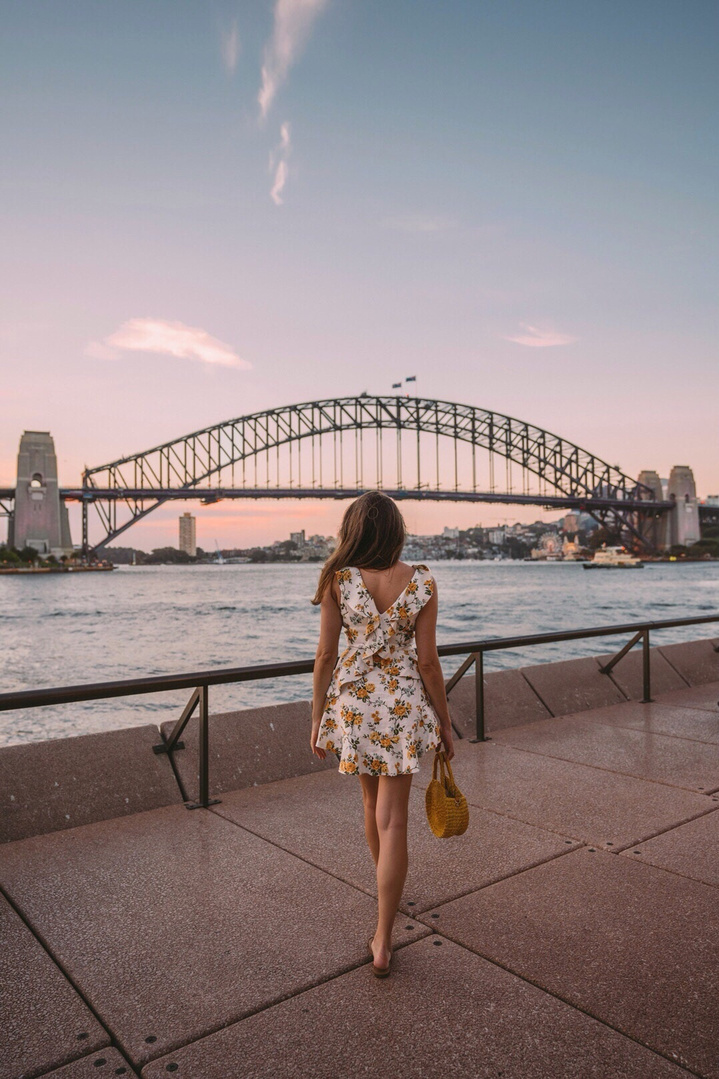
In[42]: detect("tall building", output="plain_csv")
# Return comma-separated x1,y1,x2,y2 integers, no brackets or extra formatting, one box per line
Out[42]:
290,530,305,548
9,431,72,557
179,513,196,556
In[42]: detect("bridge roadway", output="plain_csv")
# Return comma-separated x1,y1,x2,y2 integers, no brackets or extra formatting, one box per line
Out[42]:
2,638,719,1077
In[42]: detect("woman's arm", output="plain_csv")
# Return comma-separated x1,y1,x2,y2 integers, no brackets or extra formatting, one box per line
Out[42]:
310,575,343,759
415,583,455,760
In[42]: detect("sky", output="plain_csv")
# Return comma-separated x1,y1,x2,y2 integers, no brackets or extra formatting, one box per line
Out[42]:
1,0,717,549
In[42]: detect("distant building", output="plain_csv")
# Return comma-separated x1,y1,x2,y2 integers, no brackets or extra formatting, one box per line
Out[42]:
561,512,580,534
442,526,459,539
705,495,719,506
179,513,196,557
290,530,306,548
487,529,505,546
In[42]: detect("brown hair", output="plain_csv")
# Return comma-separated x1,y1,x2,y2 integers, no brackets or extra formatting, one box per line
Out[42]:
312,491,406,605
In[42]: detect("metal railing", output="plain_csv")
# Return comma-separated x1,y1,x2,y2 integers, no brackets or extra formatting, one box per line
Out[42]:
1,614,718,809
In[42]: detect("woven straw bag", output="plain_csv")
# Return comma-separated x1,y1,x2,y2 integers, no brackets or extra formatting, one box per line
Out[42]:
425,750,469,838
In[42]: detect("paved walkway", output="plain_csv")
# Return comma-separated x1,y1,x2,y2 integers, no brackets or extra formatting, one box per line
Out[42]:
3,683,719,1079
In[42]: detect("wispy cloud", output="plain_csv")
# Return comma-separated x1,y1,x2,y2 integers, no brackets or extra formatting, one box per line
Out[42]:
269,121,291,205
382,214,457,234
258,0,329,122
504,322,577,348
220,19,241,74
85,318,251,369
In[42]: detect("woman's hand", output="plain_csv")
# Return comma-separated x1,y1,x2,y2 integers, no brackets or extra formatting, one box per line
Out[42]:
439,723,455,761
310,717,326,759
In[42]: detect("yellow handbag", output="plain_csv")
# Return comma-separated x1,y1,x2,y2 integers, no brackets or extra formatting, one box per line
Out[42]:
425,750,469,838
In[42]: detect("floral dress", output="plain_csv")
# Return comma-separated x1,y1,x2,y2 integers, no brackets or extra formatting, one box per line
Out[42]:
315,564,442,775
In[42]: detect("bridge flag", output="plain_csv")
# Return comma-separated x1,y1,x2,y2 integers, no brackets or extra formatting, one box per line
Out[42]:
405,375,416,382
392,382,402,388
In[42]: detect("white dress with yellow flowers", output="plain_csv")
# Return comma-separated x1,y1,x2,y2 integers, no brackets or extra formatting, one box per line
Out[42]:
315,563,442,776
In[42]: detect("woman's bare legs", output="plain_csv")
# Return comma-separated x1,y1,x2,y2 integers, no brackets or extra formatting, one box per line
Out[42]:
359,774,380,865
368,773,413,968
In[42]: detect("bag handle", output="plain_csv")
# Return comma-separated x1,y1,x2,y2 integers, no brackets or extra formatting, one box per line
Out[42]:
433,749,458,794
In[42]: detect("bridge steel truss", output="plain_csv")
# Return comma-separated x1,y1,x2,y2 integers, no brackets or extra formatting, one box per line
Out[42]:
78,395,670,553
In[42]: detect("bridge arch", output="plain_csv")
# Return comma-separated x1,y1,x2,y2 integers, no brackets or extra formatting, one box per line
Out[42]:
80,395,663,551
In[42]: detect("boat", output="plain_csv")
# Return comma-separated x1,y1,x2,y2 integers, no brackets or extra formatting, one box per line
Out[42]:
583,545,643,569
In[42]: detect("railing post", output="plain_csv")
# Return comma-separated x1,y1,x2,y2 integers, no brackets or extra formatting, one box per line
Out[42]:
470,650,487,742
186,684,221,810
642,629,652,703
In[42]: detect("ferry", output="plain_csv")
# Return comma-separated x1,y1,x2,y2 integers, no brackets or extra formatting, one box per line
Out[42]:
583,545,643,569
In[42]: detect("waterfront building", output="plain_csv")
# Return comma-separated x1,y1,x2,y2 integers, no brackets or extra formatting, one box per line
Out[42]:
290,530,306,549
178,513,196,557
487,528,506,546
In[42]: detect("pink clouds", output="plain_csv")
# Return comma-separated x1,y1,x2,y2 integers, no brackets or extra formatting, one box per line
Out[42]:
504,323,578,348
85,318,251,370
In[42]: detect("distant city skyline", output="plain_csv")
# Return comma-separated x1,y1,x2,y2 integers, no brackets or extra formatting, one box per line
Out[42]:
2,1,717,548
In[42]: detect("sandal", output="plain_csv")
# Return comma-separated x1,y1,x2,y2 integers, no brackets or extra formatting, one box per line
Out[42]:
367,936,392,978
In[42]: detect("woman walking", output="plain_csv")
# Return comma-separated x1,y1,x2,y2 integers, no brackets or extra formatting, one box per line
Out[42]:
310,490,454,977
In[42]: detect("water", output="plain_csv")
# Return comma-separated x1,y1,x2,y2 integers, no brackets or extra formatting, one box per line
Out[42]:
1,561,717,746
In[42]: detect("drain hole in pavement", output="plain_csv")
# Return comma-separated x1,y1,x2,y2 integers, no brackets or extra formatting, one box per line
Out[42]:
405,924,414,930
93,1061,107,1069
145,1036,158,1044
407,901,415,906
432,939,443,946
430,913,439,919
606,842,613,846
588,847,596,852
77,1033,89,1041
115,1071,127,1076
564,840,572,844
633,850,641,854
166,1066,179,1073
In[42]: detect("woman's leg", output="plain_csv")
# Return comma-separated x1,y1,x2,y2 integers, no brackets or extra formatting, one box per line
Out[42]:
359,774,380,865
371,774,413,967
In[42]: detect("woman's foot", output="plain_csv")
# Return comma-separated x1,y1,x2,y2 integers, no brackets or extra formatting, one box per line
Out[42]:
369,935,392,975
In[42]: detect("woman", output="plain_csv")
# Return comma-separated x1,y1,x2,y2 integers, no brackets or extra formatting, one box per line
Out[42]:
310,490,454,977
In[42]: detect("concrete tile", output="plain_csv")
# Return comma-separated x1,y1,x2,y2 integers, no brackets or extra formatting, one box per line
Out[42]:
520,656,628,716
140,936,689,1079
0,894,108,1079
653,681,719,713
36,1049,135,1078
449,737,714,851
0,726,181,844
567,699,719,745
659,638,719,686
491,712,719,793
212,758,582,914
420,848,719,1079
0,805,426,1070
594,647,688,699
160,701,334,802
622,807,719,888
447,669,551,738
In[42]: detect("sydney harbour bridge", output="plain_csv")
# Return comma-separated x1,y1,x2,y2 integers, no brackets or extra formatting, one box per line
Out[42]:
1,394,697,556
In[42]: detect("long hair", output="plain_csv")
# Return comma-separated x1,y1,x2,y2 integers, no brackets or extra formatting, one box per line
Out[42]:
312,491,406,605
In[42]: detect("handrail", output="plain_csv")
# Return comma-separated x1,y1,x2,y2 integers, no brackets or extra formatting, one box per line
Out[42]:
0,613,717,713
1,614,718,810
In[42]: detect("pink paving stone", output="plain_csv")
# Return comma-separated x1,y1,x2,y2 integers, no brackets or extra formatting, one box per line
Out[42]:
490,710,719,792
160,701,334,803
563,699,719,745
445,669,551,737
419,847,719,1079
139,936,689,1079
519,655,628,716
212,757,582,914
34,1049,133,1078
653,681,719,712
0,895,109,1079
446,737,714,851
0,804,427,1069
659,638,719,686
0,725,181,844
593,647,688,699
622,807,719,888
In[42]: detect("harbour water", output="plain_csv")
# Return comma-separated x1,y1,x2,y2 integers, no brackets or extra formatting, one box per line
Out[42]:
1,560,717,746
